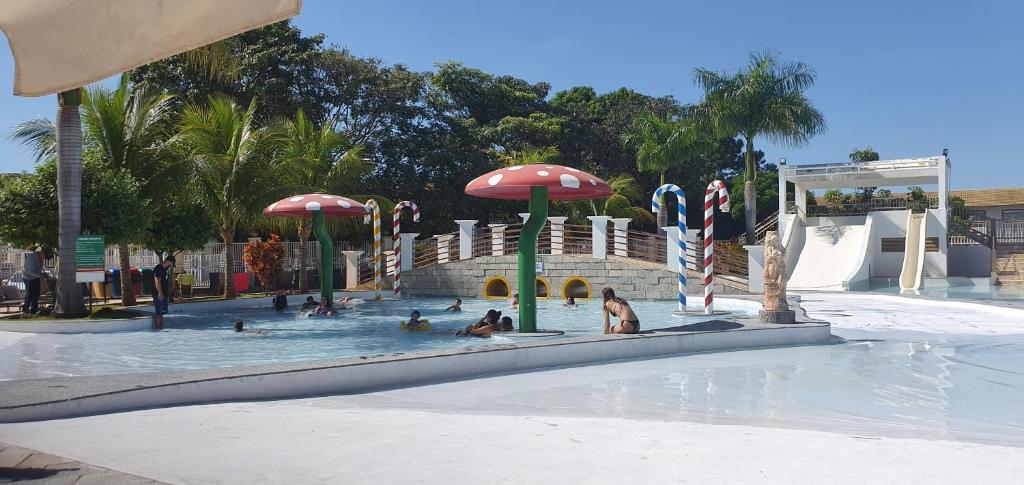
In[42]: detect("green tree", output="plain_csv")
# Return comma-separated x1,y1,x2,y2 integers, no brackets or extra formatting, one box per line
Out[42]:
693,50,827,243
625,113,711,227
176,96,290,298
274,108,371,293
849,146,880,163
553,174,655,225
139,193,214,259
0,160,147,256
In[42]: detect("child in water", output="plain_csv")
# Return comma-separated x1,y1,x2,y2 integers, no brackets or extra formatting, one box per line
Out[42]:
511,293,519,309
444,298,462,312
233,320,267,335
563,296,576,307
406,310,425,328
272,290,288,312
497,316,514,332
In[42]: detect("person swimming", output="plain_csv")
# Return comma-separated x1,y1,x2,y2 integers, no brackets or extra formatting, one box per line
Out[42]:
459,309,501,337
406,310,425,328
444,298,462,312
511,293,519,309
233,320,267,335
602,287,639,334
497,316,514,332
299,296,317,312
563,296,576,307
314,298,337,316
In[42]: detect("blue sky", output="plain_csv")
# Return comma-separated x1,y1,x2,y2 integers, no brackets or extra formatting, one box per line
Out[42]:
1,0,1020,189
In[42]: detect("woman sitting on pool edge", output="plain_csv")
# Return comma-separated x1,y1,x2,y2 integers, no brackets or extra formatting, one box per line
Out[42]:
602,287,639,334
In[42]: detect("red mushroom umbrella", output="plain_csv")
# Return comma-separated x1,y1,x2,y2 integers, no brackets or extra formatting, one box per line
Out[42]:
264,194,367,304
465,164,611,332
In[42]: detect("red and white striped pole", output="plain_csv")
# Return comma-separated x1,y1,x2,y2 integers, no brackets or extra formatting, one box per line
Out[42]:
703,180,730,314
392,201,420,299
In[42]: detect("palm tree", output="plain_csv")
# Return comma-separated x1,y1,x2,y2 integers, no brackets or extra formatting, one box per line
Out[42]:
625,113,711,228
11,93,88,316
496,145,560,167
554,174,655,224
692,50,827,243
12,76,175,306
176,95,288,298
81,75,174,305
274,109,371,293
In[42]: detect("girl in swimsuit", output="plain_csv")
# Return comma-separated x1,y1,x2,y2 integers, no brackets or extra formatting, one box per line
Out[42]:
602,287,639,334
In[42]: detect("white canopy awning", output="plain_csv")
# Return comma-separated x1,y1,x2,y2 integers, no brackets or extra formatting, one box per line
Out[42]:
782,156,946,190
0,0,302,96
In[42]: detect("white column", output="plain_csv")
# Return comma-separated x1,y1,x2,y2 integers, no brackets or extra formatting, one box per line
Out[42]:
454,220,477,260
744,245,764,293
662,226,681,273
611,218,630,257
340,251,363,290
435,234,455,264
778,159,788,236
548,217,568,255
588,216,612,259
399,233,418,271
488,224,506,256
795,183,807,218
939,155,950,211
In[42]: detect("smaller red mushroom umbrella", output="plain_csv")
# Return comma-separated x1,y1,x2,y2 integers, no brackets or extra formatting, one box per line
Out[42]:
264,194,367,304
465,164,611,332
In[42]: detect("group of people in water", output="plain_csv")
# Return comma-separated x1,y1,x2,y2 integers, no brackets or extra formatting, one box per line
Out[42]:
242,286,640,336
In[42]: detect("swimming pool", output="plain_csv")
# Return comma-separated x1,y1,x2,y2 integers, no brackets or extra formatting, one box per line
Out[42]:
0,297,760,380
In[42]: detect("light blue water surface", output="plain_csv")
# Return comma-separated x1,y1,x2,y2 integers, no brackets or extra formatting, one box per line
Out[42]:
0,297,758,380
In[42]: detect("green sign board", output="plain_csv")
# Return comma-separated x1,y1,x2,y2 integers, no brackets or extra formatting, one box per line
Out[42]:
75,235,105,270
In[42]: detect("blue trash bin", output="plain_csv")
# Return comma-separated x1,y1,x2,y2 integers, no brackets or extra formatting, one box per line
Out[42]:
110,268,122,297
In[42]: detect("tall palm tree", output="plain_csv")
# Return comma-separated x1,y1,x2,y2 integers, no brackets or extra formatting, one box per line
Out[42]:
496,145,560,167
11,93,88,316
692,50,827,243
625,113,711,228
81,75,174,305
12,76,175,306
274,109,370,293
176,95,287,298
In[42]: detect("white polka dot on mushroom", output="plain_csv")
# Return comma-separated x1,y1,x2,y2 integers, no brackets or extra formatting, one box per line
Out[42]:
320,195,334,199
559,173,580,189
537,170,550,176
488,174,504,186
289,196,303,202
337,200,351,208
545,166,554,169
267,202,278,211
305,201,321,211
507,166,523,171
589,179,597,186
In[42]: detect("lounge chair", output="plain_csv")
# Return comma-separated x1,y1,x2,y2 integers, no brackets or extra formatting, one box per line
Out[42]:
0,285,25,312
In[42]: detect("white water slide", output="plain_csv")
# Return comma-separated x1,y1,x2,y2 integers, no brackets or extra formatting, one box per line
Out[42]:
788,224,868,291
899,210,928,292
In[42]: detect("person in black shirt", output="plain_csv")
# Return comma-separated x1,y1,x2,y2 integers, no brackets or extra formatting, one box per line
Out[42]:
272,290,288,312
152,256,174,330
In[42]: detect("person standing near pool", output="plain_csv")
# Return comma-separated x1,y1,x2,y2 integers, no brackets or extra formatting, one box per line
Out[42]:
151,256,174,330
21,248,43,315
602,287,639,334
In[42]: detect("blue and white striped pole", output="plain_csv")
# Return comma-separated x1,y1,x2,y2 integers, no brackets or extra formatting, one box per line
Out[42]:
652,184,687,313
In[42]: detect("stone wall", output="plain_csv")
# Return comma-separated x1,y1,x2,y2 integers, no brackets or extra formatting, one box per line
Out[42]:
401,254,746,300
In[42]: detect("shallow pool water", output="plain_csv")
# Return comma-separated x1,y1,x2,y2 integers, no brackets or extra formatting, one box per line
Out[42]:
324,328,1024,447
0,297,759,380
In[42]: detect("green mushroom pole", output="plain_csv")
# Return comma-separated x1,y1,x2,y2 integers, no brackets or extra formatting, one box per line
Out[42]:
518,186,548,333
311,210,334,304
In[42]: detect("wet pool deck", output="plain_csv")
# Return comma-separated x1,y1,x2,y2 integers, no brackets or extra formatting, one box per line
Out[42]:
0,303,830,423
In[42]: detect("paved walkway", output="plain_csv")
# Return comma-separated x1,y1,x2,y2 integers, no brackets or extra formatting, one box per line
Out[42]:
0,443,164,484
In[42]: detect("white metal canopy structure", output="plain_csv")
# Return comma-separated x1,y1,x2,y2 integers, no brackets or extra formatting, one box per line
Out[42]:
0,0,302,96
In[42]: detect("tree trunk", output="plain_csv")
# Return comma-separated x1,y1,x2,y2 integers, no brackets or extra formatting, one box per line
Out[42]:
744,136,757,244
54,90,87,317
297,219,310,294
222,228,236,299
117,243,136,305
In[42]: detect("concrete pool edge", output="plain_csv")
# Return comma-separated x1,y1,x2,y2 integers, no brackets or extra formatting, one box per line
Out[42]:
0,309,830,423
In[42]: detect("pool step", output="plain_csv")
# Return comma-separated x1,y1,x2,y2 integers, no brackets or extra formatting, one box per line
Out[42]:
995,250,1024,285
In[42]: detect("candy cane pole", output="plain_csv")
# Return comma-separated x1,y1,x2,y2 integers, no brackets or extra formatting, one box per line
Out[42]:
703,180,730,314
363,199,382,300
652,184,687,313
392,201,420,300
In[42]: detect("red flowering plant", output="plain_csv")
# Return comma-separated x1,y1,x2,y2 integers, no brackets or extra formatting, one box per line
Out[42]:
242,233,288,294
